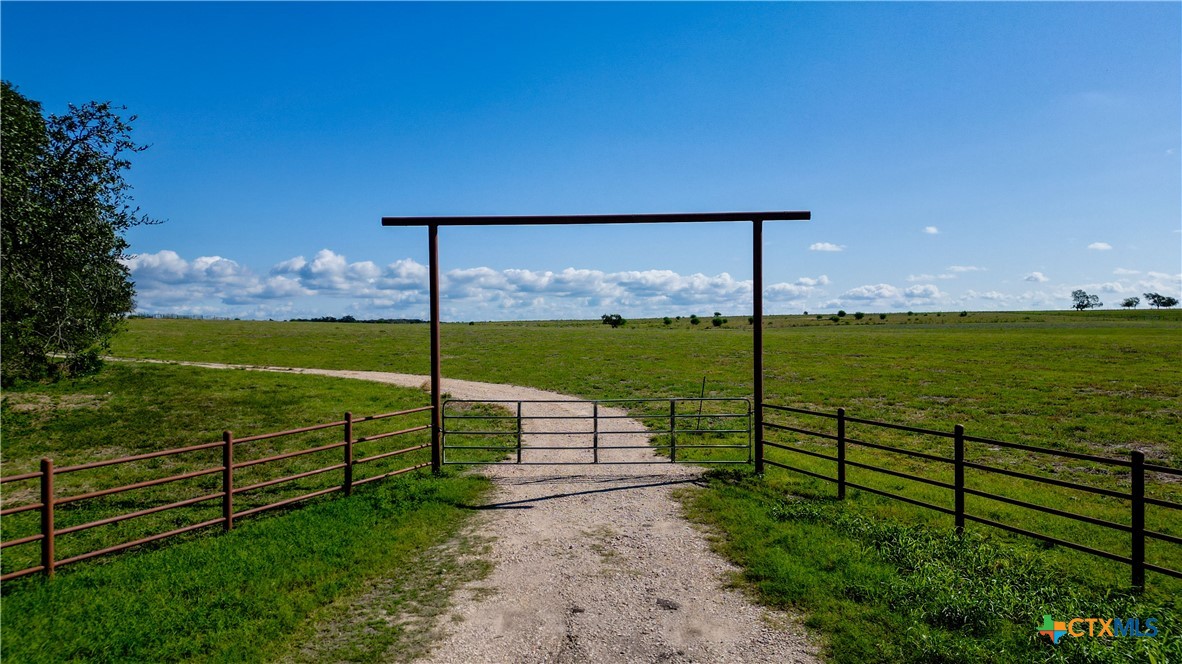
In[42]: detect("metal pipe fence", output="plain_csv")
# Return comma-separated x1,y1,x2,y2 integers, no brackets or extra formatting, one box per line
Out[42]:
442,398,752,465
760,403,1181,590
0,406,432,582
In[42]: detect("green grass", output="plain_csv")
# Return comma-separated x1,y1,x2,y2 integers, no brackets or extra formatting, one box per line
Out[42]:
0,363,499,662
7,310,1179,662
681,468,1180,664
1,471,489,663
110,311,1182,466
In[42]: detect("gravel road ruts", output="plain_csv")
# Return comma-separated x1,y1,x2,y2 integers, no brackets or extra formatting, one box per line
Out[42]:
124,361,821,663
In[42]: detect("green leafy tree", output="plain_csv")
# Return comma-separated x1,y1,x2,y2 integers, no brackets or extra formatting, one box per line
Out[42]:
662,316,672,326
689,314,700,325
1,82,159,384
853,311,864,320
1071,289,1102,311
1121,297,1140,309
600,313,625,328
1143,292,1179,309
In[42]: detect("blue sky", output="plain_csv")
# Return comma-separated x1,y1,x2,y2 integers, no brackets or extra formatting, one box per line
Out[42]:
3,2,1179,320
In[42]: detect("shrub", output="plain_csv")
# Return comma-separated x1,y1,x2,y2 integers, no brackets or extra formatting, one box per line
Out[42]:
837,310,847,318
829,316,840,323
662,317,672,326
690,315,700,325
959,311,968,317
600,313,625,328
854,311,865,320
879,313,887,320
815,315,823,320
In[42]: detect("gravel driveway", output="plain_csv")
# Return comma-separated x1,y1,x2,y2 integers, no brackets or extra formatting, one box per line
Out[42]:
124,361,820,663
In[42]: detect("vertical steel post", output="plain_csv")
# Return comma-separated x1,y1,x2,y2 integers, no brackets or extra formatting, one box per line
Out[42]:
592,402,599,464
837,408,847,500
222,431,234,531
753,219,765,474
516,401,523,464
344,412,354,496
1131,450,1145,591
429,223,442,474
669,399,677,463
40,458,54,579
954,424,965,535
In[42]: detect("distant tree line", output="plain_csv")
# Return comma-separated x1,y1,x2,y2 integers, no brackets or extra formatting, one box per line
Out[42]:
289,315,426,324
1075,290,1178,311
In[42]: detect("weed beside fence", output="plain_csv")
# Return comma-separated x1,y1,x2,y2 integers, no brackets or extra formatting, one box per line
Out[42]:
760,404,1182,591
1,407,433,581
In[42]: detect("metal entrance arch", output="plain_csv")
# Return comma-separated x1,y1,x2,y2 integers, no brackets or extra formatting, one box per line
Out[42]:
380,211,811,472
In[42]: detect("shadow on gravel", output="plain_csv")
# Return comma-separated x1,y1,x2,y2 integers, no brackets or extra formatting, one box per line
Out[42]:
463,477,704,510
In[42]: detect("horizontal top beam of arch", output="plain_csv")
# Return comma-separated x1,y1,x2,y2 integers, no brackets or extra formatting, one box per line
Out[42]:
381,210,810,227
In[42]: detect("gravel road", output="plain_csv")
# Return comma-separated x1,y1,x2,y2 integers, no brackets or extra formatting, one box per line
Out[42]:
125,360,820,663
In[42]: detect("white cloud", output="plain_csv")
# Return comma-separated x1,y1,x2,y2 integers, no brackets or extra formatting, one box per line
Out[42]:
837,282,944,306
923,226,939,235
127,248,836,320
1025,272,1050,283
904,284,943,299
1113,268,1140,275
809,242,845,252
1088,242,1113,251
907,273,956,282
842,284,901,301
947,265,986,273
963,289,1011,303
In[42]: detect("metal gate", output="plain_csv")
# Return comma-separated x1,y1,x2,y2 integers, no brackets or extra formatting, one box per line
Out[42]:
441,398,751,465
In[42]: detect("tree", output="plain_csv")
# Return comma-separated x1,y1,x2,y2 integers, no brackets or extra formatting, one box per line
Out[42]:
1121,297,1140,309
689,314,700,325
1143,292,1179,309
837,310,847,318
662,316,672,326
1071,290,1102,311
853,311,864,320
1,82,158,383
600,313,625,328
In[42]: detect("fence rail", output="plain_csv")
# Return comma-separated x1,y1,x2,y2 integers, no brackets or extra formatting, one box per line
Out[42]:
760,404,1181,590
0,407,431,582
442,398,751,465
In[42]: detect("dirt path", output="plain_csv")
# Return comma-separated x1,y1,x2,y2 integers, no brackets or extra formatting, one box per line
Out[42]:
124,359,820,663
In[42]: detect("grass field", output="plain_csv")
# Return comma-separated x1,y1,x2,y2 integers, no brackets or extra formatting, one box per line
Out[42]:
0,364,499,662
4,310,1179,662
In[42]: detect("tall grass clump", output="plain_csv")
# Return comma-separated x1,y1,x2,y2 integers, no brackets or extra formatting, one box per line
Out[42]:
681,468,1180,664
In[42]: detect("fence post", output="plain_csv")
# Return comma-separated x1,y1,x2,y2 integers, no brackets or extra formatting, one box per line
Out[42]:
40,458,55,579
516,402,523,464
1131,450,1145,591
592,402,599,464
344,412,354,496
837,408,846,500
669,400,677,463
954,424,965,535
223,431,234,531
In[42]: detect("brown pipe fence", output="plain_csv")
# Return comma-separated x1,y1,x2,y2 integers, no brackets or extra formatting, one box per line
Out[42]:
760,404,1182,590
0,406,432,582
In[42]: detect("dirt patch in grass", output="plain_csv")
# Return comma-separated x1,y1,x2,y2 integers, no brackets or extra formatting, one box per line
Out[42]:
282,531,495,664
2,392,110,415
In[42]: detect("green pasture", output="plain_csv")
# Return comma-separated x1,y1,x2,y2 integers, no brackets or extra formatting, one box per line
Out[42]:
0,364,502,662
3,310,1178,662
